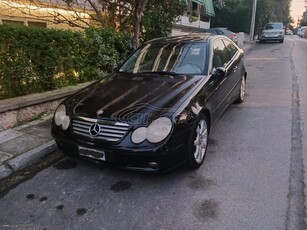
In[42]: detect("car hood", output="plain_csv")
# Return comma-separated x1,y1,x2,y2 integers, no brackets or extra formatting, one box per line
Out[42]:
65,72,204,122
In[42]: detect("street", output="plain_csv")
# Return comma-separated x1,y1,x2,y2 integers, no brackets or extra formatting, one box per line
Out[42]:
1,35,307,230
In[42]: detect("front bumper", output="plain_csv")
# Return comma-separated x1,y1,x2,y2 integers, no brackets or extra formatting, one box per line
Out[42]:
260,33,284,40
52,128,187,172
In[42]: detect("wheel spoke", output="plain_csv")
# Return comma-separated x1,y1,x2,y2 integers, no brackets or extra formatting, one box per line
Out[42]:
195,146,200,160
240,78,246,100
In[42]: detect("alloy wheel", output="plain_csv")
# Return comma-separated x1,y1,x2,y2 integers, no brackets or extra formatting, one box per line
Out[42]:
193,119,208,163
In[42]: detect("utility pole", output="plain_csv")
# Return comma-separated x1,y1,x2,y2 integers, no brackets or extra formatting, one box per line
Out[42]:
250,0,257,41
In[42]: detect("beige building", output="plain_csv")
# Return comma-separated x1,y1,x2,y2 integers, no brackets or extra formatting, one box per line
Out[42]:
0,0,95,30
172,0,215,35
0,0,215,34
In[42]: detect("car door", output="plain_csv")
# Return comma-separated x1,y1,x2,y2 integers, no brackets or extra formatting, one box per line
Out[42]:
206,38,239,125
222,39,245,104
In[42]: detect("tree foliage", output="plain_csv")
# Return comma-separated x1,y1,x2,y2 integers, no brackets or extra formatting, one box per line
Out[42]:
212,0,251,33
141,0,186,42
212,0,292,35
0,25,130,99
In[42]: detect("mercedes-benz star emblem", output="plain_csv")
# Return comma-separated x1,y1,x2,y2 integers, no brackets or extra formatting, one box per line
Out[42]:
89,123,100,137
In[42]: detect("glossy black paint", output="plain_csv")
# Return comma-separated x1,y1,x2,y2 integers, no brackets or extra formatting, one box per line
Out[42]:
51,34,247,172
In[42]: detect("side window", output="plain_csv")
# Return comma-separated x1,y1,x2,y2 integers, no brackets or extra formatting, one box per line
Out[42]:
212,40,231,69
222,40,238,58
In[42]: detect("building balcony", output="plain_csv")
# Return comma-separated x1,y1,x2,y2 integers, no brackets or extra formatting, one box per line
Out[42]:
174,15,210,29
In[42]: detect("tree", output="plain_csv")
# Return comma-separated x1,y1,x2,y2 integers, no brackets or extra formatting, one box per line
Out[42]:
131,0,148,50
212,0,251,33
212,0,292,36
141,0,186,42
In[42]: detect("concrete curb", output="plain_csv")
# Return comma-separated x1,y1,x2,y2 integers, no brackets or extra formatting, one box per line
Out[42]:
0,164,12,180
0,140,57,180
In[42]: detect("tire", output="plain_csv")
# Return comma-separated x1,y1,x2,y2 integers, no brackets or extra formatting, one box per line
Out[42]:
186,115,209,169
279,39,284,43
234,76,246,104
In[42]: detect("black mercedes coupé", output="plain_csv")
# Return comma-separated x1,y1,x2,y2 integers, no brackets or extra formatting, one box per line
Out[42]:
51,34,247,172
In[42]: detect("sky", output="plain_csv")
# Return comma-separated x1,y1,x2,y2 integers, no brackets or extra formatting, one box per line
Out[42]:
291,0,306,25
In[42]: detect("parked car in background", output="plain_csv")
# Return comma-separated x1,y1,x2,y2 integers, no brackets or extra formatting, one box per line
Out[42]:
297,28,302,36
203,27,237,43
259,22,285,43
51,34,247,172
298,26,307,37
285,28,293,35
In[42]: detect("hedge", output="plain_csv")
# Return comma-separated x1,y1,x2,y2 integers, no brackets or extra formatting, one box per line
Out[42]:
0,25,131,99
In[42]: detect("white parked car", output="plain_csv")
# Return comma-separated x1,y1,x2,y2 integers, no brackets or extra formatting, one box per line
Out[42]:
259,22,285,43
298,26,307,38
297,28,302,37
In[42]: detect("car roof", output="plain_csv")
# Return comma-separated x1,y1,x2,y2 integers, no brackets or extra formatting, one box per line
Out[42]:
144,33,213,44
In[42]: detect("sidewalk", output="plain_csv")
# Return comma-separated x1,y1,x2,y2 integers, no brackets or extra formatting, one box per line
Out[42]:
0,40,256,181
0,114,56,180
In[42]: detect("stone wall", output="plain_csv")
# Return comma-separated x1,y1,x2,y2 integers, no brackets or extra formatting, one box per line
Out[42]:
0,99,61,130
0,81,93,131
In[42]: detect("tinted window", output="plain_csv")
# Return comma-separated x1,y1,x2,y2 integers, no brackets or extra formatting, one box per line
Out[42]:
264,23,283,30
119,42,207,75
212,40,231,69
222,40,238,58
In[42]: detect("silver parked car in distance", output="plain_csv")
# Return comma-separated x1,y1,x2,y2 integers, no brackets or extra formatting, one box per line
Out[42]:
259,22,285,43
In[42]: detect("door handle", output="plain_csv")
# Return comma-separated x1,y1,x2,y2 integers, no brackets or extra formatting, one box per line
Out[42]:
233,66,238,72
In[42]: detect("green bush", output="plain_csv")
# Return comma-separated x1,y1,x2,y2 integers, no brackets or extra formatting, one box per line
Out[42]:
0,25,131,99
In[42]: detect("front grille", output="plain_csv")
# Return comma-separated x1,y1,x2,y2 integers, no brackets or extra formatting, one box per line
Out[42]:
72,117,129,142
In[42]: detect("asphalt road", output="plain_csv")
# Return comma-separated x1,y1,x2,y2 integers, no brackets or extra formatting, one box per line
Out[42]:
1,35,307,230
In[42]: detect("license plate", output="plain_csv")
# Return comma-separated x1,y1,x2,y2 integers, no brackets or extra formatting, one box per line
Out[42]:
78,146,106,161
268,33,277,36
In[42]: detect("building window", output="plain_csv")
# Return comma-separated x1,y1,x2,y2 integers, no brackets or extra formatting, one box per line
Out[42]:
191,2,199,17
28,21,47,28
2,20,24,25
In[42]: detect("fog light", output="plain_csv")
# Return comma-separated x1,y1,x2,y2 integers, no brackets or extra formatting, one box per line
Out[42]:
148,162,159,169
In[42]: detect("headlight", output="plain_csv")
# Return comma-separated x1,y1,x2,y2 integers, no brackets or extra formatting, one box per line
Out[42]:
62,116,71,130
131,117,173,144
54,104,70,130
54,104,66,126
147,117,172,143
131,127,147,144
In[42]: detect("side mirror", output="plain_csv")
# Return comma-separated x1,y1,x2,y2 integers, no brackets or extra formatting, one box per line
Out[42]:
213,67,227,78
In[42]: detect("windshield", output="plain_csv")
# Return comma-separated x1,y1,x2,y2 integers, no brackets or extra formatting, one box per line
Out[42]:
264,23,283,30
119,42,207,75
